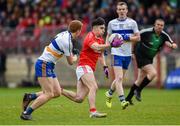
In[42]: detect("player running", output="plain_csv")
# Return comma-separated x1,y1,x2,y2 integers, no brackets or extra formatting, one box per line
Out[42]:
20,20,83,120
126,19,178,104
62,17,116,118
105,1,140,109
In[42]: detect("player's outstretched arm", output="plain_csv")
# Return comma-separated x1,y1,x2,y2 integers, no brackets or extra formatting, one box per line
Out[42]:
165,41,178,49
90,42,110,51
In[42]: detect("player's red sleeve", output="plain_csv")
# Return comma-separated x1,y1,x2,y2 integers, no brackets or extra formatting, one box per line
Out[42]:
87,34,96,47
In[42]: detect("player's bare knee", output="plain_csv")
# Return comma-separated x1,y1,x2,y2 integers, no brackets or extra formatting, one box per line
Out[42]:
90,85,98,91
53,88,62,98
95,85,98,90
152,71,157,78
45,92,54,99
75,97,84,103
149,71,157,79
94,85,98,91
115,76,123,83
53,91,61,98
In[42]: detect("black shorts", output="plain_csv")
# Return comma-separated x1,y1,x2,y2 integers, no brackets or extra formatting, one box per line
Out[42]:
135,51,153,68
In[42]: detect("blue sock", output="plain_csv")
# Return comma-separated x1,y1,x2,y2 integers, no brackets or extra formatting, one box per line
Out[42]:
108,89,115,95
119,95,125,102
30,93,37,100
24,107,34,115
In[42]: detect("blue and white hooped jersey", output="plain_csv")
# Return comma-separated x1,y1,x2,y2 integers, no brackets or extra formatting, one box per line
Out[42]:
107,18,139,56
39,31,73,64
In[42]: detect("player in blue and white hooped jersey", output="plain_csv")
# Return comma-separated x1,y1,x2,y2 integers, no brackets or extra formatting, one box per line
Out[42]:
105,1,140,109
20,20,83,120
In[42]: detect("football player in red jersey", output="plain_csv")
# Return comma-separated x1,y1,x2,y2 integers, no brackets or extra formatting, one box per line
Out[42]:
62,17,111,118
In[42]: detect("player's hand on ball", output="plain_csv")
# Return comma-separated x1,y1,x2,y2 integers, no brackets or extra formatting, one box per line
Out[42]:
109,33,124,48
110,38,124,48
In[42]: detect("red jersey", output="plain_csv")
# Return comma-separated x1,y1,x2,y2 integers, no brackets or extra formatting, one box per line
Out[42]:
78,32,104,71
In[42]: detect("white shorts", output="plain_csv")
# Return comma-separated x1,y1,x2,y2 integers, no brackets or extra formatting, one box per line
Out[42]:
76,65,93,80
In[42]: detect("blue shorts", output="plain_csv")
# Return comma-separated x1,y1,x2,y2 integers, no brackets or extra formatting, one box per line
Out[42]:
111,55,131,70
35,59,56,78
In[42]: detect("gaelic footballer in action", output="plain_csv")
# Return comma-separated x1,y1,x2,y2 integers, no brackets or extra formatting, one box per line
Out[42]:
20,20,83,120
62,17,120,118
105,1,140,109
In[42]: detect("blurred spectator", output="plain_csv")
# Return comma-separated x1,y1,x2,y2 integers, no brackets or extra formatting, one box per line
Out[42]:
0,46,7,87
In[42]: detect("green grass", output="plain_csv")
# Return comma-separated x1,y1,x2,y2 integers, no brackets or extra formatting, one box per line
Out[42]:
0,87,180,125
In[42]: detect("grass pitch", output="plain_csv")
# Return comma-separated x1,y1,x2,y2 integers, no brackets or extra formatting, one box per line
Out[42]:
0,87,180,125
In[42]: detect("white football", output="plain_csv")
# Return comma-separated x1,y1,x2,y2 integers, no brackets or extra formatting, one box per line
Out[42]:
108,33,123,44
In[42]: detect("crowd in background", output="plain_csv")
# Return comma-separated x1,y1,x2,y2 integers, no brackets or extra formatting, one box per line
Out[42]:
0,0,179,28
0,0,179,52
